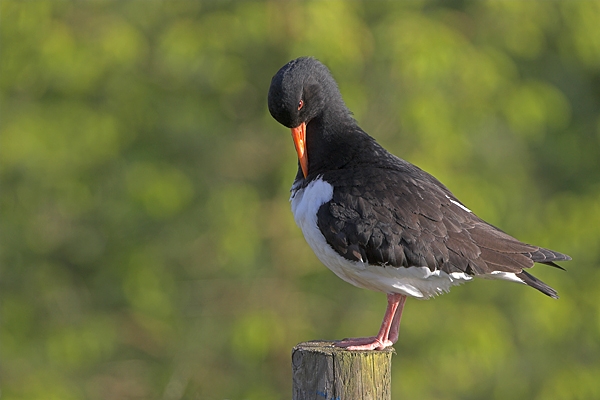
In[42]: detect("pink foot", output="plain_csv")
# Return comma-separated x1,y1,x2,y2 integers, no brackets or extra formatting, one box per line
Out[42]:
336,336,393,350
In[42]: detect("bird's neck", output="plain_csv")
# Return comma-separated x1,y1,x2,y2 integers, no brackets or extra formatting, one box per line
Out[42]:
303,110,378,178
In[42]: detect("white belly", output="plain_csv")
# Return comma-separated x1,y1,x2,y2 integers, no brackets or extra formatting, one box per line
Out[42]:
290,177,474,299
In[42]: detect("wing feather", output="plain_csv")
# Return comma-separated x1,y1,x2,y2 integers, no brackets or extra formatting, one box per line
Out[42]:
315,165,569,296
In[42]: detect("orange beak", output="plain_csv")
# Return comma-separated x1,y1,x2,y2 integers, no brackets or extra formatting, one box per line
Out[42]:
291,122,308,178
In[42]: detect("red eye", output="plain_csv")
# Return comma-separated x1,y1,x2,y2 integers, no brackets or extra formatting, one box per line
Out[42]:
298,99,304,110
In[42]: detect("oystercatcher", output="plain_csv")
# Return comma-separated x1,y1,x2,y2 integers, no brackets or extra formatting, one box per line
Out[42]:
268,57,570,350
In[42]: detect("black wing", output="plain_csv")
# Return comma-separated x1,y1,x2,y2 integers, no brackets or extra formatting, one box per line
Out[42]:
316,165,570,298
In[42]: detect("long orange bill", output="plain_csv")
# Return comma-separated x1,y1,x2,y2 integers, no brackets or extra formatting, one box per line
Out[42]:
291,122,308,178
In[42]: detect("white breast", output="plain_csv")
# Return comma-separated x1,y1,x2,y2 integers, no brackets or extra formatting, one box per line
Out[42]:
290,177,474,299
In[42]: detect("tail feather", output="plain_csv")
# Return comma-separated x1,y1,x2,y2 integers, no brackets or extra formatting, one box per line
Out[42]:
516,270,559,299
541,261,566,271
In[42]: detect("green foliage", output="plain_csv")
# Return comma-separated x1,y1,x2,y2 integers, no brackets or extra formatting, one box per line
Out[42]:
2,1,599,399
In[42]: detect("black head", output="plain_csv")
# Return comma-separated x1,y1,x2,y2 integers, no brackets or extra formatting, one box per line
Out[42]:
268,57,349,128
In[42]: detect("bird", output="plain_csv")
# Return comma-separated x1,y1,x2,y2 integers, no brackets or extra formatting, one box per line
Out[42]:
267,57,571,351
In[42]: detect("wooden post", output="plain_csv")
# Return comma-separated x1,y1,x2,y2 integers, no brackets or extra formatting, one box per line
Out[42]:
292,341,394,400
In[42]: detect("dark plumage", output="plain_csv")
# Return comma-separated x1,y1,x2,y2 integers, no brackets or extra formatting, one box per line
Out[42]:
268,57,571,350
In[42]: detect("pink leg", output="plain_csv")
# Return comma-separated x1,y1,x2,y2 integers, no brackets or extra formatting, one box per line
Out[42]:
336,293,408,350
387,294,407,344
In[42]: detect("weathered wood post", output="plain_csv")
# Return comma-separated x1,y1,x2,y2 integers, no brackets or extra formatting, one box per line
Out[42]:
292,341,394,400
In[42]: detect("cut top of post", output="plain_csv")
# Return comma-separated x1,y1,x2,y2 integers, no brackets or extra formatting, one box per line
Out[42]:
292,341,394,400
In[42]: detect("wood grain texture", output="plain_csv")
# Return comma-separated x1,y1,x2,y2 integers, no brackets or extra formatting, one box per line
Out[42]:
292,341,393,400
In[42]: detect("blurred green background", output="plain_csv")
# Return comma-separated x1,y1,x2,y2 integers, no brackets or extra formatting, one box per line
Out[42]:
2,1,600,399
